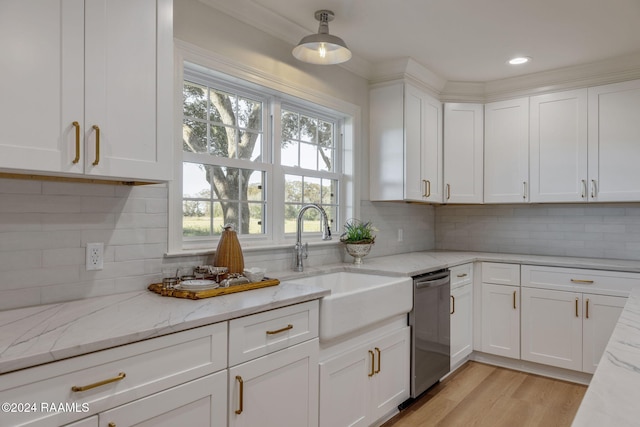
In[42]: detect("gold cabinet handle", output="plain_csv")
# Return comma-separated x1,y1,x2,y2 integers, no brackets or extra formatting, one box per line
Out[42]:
72,121,80,164
92,125,100,166
513,291,517,310
422,180,428,197
457,273,467,278
235,375,244,414
450,295,455,315
586,299,590,319
446,183,451,200
575,298,579,318
71,372,126,392
426,180,431,197
581,179,587,199
368,350,375,377
375,347,381,374
571,279,594,284
108,423,116,427
266,324,293,335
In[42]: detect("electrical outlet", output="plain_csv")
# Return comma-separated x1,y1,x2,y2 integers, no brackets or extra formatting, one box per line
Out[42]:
86,242,104,271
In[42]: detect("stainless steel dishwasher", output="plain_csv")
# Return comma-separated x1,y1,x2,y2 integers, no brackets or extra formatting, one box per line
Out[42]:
409,269,451,398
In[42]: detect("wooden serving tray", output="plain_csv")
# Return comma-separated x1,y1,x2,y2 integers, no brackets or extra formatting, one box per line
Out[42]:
148,278,280,300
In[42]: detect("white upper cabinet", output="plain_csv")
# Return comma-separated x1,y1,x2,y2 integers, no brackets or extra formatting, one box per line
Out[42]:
530,89,588,202
0,0,173,182
484,98,529,203
370,81,443,203
443,103,484,203
588,79,640,202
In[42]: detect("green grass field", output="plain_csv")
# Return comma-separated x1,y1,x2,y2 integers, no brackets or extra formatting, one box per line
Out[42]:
183,217,322,236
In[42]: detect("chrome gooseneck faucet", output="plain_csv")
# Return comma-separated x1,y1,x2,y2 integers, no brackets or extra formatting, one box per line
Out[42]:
294,204,332,272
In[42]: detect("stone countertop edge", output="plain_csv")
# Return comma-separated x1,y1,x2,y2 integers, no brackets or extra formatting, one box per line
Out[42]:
571,287,640,426
2,249,640,376
0,282,329,375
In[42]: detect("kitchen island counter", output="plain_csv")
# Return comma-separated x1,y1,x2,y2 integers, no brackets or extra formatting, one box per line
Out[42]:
571,286,640,426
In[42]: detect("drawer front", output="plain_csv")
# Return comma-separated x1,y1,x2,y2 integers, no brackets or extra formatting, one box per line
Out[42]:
482,262,520,286
521,265,640,296
0,322,227,427
229,300,319,366
450,263,473,289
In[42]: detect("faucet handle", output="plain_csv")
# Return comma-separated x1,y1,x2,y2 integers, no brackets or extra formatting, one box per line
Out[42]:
303,242,309,259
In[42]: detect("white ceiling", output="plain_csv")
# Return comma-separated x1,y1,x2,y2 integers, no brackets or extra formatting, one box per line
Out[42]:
200,0,640,83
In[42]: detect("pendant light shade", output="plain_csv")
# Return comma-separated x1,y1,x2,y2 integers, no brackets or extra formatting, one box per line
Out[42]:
292,10,352,65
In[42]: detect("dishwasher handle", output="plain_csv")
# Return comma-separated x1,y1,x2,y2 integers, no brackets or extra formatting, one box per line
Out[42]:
415,275,450,289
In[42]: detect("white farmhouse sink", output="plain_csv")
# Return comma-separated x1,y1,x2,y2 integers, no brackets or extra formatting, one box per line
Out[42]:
289,272,413,342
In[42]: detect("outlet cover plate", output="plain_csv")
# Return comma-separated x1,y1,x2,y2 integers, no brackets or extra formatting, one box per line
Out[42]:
86,242,104,271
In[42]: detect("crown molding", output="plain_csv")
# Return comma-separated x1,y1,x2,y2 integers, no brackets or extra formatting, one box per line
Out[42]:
369,58,447,97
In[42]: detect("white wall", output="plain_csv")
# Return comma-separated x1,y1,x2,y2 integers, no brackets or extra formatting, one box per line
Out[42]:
436,204,640,260
0,1,436,311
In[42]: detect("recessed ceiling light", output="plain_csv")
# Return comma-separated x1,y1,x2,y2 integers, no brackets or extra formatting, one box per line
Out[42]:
508,56,531,65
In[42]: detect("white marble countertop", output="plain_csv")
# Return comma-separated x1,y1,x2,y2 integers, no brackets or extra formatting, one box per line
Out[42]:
0,281,329,374
2,249,640,378
571,287,640,426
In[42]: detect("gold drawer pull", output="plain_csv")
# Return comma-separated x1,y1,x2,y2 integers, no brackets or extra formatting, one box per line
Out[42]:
586,298,590,319
368,350,375,377
575,298,579,317
450,295,455,315
108,423,116,427
72,121,80,164
456,273,468,278
375,347,381,374
235,375,244,414
513,291,517,309
71,372,126,392
571,279,594,284
92,125,100,166
266,324,293,335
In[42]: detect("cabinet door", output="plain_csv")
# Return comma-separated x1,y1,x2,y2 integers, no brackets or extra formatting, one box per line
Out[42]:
588,79,640,201
319,344,369,427
521,287,583,370
0,0,84,174
99,371,227,427
370,327,411,422
229,339,319,427
64,416,98,427
582,294,626,374
481,283,520,358
530,89,588,202
451,283,473,368
84,0,172,181
404,84,443,202
444,103,484,203
484,98,529,203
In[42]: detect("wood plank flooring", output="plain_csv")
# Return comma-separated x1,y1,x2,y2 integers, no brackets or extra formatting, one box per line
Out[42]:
381,361,587,427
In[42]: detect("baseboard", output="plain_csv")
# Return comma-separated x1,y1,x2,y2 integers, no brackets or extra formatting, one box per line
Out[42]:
470,351,593,385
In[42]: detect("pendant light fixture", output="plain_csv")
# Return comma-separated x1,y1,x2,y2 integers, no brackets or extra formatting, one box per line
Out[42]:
292,10,352,65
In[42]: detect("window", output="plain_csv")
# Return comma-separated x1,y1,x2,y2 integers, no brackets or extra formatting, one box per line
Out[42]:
178,64,348,250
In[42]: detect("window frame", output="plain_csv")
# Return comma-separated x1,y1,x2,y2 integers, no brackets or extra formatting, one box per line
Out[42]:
169,49,359,255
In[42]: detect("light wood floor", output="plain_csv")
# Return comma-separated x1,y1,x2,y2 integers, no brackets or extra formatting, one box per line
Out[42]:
381,361,587,427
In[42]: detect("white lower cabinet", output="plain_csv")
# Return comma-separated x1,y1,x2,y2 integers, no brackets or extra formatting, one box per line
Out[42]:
521,287,626,373
228,339,319,427
319,327,410,427
100,371,227,427
481,283,520,359
450,264,473,369
228,300,320,427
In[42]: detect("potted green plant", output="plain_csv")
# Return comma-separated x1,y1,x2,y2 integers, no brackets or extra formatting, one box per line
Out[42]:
340,218,376,264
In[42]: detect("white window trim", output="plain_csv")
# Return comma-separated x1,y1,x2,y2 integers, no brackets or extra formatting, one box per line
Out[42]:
168,40,360,256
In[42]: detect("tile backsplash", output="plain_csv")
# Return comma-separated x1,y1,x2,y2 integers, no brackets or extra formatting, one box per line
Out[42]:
436,203,640,260
0,178,437,311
